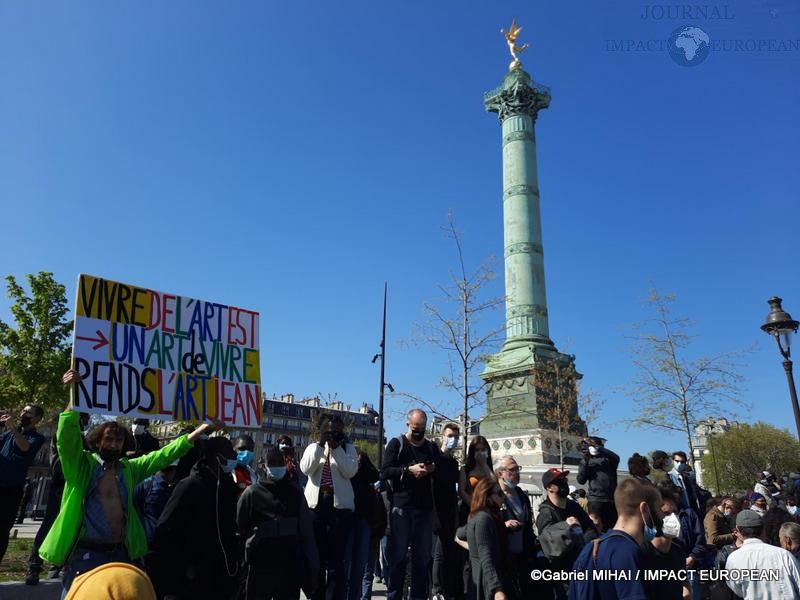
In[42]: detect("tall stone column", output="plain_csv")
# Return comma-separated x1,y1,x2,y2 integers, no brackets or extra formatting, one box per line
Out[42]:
480,66,585,467
486,67,553,351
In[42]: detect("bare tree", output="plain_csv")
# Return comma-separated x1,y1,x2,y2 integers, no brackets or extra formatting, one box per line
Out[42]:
626,289,748,464
577,389,607,437
537,361,584,469
405,212,504,452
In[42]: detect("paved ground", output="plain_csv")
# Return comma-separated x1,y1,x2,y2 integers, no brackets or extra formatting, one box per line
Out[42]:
2,519,389,599
8,517,40,539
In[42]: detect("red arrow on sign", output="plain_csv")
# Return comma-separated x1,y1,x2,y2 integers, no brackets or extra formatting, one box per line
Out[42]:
76,329,109,350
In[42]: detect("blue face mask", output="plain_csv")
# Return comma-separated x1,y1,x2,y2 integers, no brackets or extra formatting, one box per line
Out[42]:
788,506,798,516
445,437,457,450
267,466,287,481
221,458,237,474
642,506,659,543
237,450,254,466
675,462,686,473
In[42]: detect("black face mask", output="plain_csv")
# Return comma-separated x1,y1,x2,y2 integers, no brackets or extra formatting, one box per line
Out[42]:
556,483,570,498
329,431,345,443
19,416,32,429
410,430,425,441
99,448,122,463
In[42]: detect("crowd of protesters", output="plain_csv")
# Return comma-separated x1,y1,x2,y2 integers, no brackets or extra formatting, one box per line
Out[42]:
3,373,800,599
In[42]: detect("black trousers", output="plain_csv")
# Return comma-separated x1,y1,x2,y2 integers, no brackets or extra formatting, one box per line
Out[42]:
28,478,65,570
588,500,618,532
432,525,464,599
0,485,25,564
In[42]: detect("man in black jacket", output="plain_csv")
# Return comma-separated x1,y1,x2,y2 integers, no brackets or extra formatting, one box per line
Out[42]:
381,408,439,600
495,455,545,598
576,436,620,533
150,436,241,600
237,446,318,600
535,468,597,599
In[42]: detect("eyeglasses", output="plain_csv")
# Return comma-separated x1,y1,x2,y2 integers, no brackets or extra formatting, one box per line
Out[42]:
505,466,520,473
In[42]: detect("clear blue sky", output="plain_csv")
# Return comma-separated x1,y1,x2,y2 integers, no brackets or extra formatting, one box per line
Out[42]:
2,1,799,464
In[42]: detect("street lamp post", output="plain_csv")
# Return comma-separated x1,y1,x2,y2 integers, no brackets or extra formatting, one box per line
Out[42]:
372,283,394,468
761,296,800,440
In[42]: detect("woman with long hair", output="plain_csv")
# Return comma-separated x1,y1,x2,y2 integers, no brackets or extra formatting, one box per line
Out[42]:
465,477,511,600
458,436,494,525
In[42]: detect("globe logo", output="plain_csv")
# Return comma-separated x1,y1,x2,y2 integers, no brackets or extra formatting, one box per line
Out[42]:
668,26,711,66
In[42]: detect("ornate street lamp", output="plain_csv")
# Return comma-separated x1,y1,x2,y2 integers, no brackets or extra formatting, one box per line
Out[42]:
761,297,800,439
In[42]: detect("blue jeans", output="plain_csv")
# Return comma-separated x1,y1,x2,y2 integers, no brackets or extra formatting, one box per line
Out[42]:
345,516,371,600
61,547,132,599
387,506,432,600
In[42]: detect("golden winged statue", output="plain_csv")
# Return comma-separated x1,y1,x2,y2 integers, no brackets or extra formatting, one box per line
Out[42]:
501,19,529,70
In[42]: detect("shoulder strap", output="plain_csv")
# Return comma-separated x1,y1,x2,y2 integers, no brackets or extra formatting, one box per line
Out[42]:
591,531,628,564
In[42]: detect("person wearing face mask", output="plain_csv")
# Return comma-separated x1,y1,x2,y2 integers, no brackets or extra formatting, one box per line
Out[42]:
748,492,768,516
0,403,45,565
232,434,259,493
39,370,217,597
577,436,620,537
536,468,597,598
381,408,440,600
276,434,307,488
705,496,737,549
567,478,662,600
641,488,691,600
301,413,358,600
127,418,160,458
657,484,706,600
150,435,241,600
495,455,544,599
236,446,319,600
668,451,702,517
458,436,495,526
432,423,462,600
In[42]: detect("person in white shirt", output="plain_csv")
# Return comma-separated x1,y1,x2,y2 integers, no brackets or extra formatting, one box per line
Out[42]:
725,509,800,600
300,413,358,600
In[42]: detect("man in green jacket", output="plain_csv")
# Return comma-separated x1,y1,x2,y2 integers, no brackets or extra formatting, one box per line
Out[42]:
39,369,220,594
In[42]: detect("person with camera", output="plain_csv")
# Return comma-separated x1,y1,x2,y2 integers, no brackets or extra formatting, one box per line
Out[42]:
300,413,358,600
381,408,440,600
576,436,620,534
0,403,45,565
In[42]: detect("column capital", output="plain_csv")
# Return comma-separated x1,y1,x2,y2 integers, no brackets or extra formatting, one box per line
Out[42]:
484,68,551,124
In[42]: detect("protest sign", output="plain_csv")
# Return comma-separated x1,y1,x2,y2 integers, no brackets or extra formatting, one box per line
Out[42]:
71,274,262,428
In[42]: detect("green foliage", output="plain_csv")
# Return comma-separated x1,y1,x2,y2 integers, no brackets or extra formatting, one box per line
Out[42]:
700,422,800,493
0,272,72,413
354,439,381,466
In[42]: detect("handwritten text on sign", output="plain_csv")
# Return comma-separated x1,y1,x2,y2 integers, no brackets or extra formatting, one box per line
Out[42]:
72,275,262,427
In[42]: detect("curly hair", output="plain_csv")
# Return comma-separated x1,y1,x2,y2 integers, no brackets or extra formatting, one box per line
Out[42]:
85,421,135,453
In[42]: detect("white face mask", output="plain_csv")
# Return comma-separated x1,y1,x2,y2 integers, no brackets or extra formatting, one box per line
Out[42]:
662,513,681,538
788,506,798,516
588,446,599,456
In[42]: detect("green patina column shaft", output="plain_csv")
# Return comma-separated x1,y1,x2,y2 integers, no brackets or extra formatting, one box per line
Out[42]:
485,68,553,351
480,63,585,455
